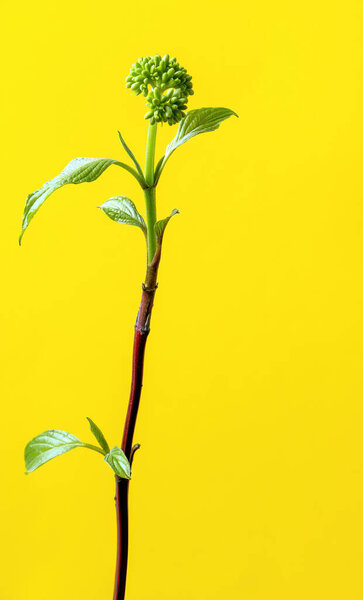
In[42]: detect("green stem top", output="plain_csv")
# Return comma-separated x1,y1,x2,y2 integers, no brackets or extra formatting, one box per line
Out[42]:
144,121,157,187
144,121,158,262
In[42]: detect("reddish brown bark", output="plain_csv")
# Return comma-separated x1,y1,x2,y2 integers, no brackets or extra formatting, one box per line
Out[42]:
113,247,161,600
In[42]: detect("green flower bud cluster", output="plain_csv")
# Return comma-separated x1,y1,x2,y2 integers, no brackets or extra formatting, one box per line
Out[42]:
126,54,193,125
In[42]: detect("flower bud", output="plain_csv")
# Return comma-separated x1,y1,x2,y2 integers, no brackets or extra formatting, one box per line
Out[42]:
126,54,194,125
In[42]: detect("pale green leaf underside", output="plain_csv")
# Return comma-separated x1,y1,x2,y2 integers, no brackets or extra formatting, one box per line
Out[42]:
104,446,131,479
87,417,110,454
24,429,105,474
156,107,237,181
155,209,179,240
25,430,84,473
165,107,238,160
20,157,122,243
100,197,146,235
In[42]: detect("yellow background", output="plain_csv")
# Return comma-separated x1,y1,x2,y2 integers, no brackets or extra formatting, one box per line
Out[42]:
1,1,363,598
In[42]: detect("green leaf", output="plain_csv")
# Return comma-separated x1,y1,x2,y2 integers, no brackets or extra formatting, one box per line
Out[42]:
155,209,179,241
24,429,104,474
104,447,131,480
87,417,110,454
153,156,164,183
118,131,144,180
165,108,238,159
155,107,238,183
20,157,145,244
100,197,147,235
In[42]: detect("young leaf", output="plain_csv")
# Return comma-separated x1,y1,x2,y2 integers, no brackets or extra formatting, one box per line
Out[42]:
87,417,110,454
24,430,104,474
20,157,144,243
153,156,164,183
155,209,179,241
155,107,238,183
104,447,131,480
118,131,144,179
100,197,147,235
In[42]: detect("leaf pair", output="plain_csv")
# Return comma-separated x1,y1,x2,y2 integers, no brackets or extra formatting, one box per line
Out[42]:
19,107,237,243
100,197,179,243
24,418,131,480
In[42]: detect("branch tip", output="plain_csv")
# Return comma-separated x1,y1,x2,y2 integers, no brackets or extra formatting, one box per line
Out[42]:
130,443,141,466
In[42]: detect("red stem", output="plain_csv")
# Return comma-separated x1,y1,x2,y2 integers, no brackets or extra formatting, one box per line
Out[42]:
113,250,160,600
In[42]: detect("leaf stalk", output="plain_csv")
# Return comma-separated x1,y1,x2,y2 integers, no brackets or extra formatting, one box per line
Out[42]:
114,161,146,189
83,443,107,456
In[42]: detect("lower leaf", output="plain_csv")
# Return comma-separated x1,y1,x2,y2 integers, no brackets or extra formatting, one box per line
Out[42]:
104,447,131,479
25,430,84,473
155,209,179,241
100,197,147,235
24,429,105,474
